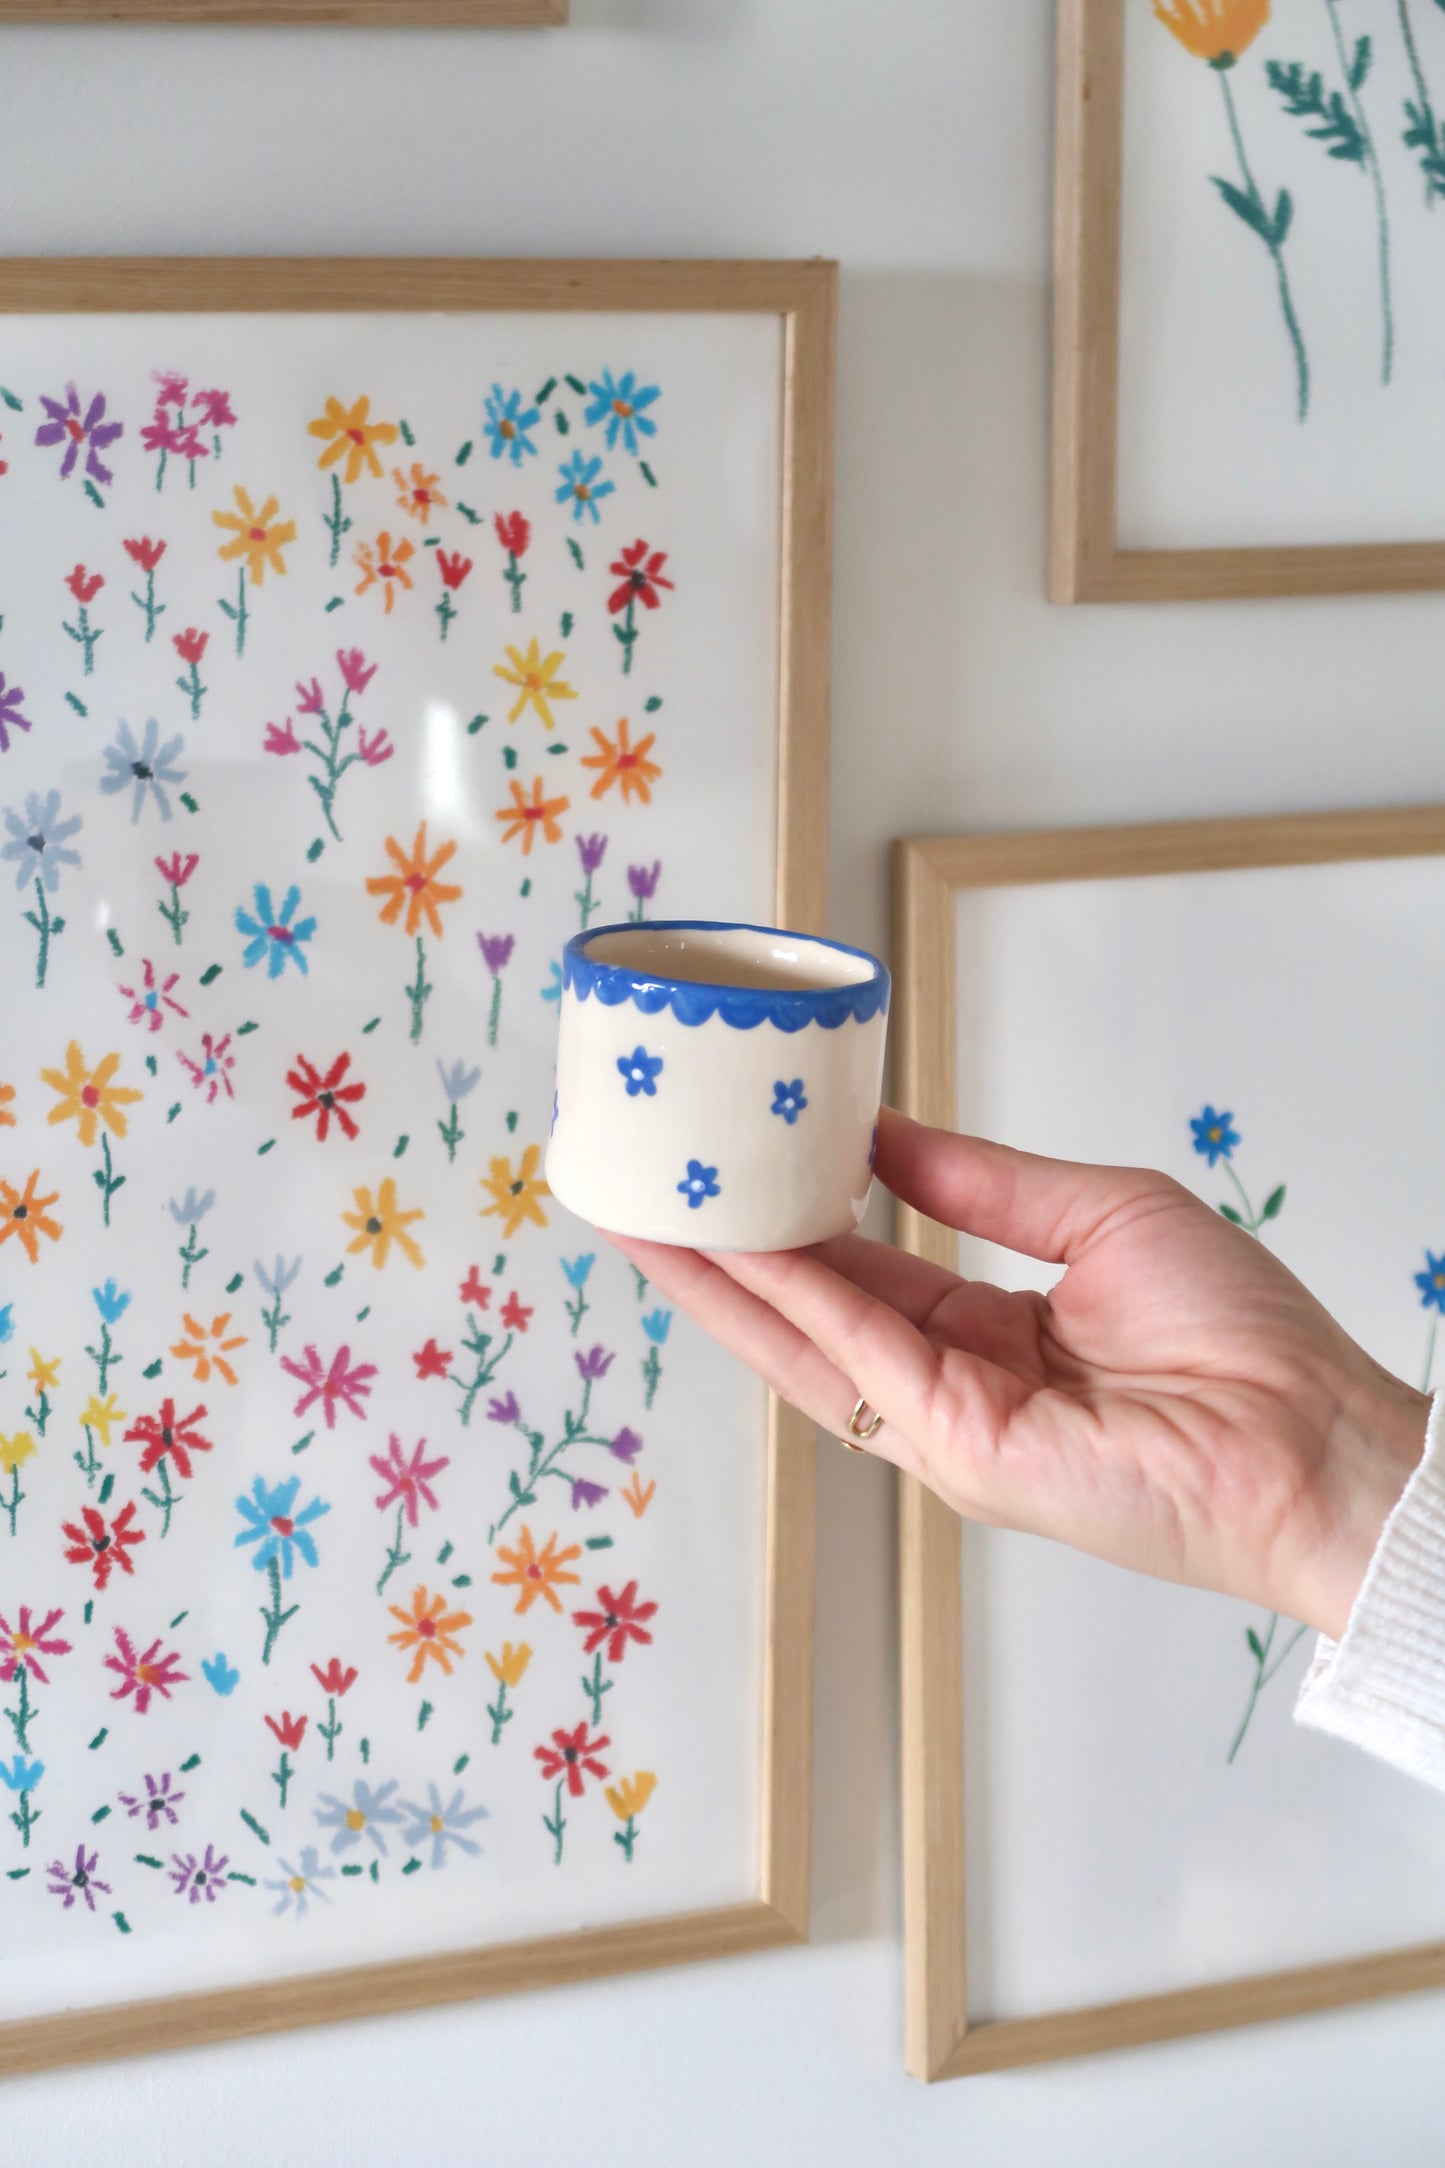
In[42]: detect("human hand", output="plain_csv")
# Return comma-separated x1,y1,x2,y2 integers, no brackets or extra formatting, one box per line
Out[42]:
606,1107,1428,1639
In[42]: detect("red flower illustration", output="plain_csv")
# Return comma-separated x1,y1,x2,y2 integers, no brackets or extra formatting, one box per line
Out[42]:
608,540,673,615
287,1051,366,1143
264,718,301,755
123,536,167,573
155,850,198,890
295,676,325,715
279,1342,376,1428
369,1433,449,1526
64,563,104,604
62,1500,145,1590
357,725,394,767
494,511,530,559
104,1625,187,1715
336,646,377,696
412,1338,453,1380
0,1605,71,1684
178,1031,236,1106
265,1710,307,1750
437,549,473,592
534,1722,610,1798
310,1657,358,1698
172,626,208,667
459,1266,490,1309
124,1398,212,1480
500,1290,533,1333
572,1580,658,1664
117,957,187,1034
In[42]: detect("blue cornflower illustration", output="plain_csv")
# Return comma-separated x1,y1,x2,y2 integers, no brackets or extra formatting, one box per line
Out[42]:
678,1159,720,1209
0,1304,12,1347
618,1046,663,1098
168,1187,216,1227
254,1254,302,1300
233,1474,330,1576
1416,1251,1445,1313
1189,1105,1240,1167
91,1279,131,1325
436,1057,482,1104
314,1778,403,1856
483,384,541,467
99,718,186,823
555,450,615,526
236,881,317,979
200,1651,240,1696
771,1079,807,1125
266,1845,336,1919
584,369,661,457
399,1782,489,1868
641,1308,672,1345
541,960,563,1004
1,790,82,893
562,1253,596,1289
0,1755,43,1792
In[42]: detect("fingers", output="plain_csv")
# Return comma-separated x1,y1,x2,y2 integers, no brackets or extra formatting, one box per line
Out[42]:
806,1230,963,1329
873,1105,1168,1266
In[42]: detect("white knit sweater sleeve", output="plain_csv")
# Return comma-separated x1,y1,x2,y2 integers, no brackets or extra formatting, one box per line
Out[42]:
1295,1393,1445,1791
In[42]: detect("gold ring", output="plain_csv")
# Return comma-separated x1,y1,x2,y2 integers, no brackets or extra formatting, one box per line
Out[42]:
846,1396,883,1448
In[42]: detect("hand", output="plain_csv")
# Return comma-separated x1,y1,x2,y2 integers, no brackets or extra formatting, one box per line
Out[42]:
607,1107,1429,1639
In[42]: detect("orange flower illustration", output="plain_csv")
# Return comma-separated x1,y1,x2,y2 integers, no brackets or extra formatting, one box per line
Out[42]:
620,1472,657,1518
342,1178,425,1270
354,531,415,614
393,462,446,524
581,717,662,807
41,1042,141,1148
495,776,570,855
171,1312,246,1386
479,1144,549,1237
366,824,463,939
1154,0,1268,65
491,1526,582,1616
0,1082,14,1128
387,1584,473,1683
212,485,296,585
0,1171,61,1264
307,395,400,484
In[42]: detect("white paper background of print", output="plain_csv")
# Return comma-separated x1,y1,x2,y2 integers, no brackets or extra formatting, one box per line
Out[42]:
949,858,1445,2021
0,308,780,2021
1116,0,1445,548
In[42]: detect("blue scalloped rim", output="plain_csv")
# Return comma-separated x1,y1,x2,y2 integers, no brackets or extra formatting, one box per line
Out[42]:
562,920,890,1032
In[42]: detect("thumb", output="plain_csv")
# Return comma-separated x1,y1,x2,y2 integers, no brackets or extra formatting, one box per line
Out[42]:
873,1105,1175,1266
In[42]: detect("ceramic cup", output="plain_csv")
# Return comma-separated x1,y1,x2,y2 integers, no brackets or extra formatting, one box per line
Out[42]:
545,919,890,1251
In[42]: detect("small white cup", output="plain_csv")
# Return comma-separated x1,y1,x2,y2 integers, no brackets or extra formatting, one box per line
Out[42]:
545,919,890,1251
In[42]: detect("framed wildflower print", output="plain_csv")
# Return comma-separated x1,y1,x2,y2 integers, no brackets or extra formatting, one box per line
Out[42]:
895,804,1445,2077
1053,0,1445,600
0,2,565,23
0,256,833,2073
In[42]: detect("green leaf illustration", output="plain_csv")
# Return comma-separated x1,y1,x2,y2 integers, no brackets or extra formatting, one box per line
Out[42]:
1403,101,1445,202
1348,35,1371,95
1264,60,1366,164
1219,1203,1245,1226
1261,1184,1286,1222
1270,188,1294,248
1212,175,1270,238
1246,1627,1265,1662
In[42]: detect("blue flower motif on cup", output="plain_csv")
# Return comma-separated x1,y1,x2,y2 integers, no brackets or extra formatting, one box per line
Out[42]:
1416,1250,1445,1314
868,1121,878,1170
618,1045,663,1098
771,1078,807,1126
678,1159,720,1210
1189,1105,1239,1168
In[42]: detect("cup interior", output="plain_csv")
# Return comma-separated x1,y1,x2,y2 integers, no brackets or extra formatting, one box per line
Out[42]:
581,922,876,994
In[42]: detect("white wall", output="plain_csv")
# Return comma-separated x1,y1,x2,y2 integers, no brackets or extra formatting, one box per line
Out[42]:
6,3,1445,2159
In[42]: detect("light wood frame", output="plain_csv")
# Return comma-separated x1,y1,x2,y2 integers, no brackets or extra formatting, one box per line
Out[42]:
0,254,835,2077
1051,0,1445,603
0,1,566,23
896,802,1445,2078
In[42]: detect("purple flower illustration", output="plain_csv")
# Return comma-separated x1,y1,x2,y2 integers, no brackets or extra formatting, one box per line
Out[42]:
35,383,124,488
170,1843,229,1903
627,861,661,901
576,833,608,876
575,1344,615,1382
47,1843,110,1912
0,675,32,756
571,1477,608,1510
477,932,515,975
119,1769,186,1830
488,1390,521,1424
609,1426,644,1464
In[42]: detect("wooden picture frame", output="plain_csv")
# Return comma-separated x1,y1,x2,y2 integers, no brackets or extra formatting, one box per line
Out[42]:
0,255,834,2077
895,804,1445,2079
0,1,566,23
1051,0,1445,603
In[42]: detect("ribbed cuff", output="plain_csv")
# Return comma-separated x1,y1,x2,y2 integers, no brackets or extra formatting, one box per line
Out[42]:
1295,1392,1445,1790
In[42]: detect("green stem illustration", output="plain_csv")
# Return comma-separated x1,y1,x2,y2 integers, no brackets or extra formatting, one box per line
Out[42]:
318,1696,342,1762
24,876,63,991
375,1504,411,1598
259,1555,299,1667
218,566,248,658
260,1292,291,1356
323,473,351,568
437,1102,464,1164
613,1814,639,1863
1324,0,1393,381
2,1465,23,1538
301,685,362,843
581,1651,613,1729
566,1286,589,1338
1227,1614,1311,1764
487,1679,513,1746
158,878,188,947
176,658,206,722
450,1321,514,1429
22,1389,49,1440
575,870,598,930
489,1380,613,1541
86,1320,119,1397
94,1135,124,1227
63,606,102,675
270,1750,293,1811
1216,67,1311,420
504,554,525,612
131,566,165,641
542,1778,566,1865
179,1223,208,1290
9,1787,38,1848
3,1663,33,1753
407,936,432,1044
435,588,457,642
1423,1316,1439,1393
487,975,503,1050
141,1456,181,1538
72,1425,101,1490
642,1344,662,1410
613,595,637,674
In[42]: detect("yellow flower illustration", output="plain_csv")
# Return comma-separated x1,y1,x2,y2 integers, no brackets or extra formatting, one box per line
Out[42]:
1154,0,1268,66
77,1392,126,1447
605,1772,657,1823
26,1348,60,1398
485,1642,532,1689
479,1144,549,1238
307,394,400,484
0,1430,36,1476
387,1584,472,1683
171,1312,246,1387
41,1042,141,1149
491,1526,581,1616
393,462,446,524
493,638,578,733
342,1178,426,1271
212,485,297,585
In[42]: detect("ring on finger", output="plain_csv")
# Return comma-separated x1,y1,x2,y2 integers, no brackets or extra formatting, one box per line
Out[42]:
844,1395,884,1450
